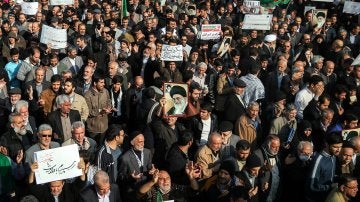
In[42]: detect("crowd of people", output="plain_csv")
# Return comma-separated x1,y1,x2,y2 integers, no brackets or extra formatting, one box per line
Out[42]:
0,0,359,201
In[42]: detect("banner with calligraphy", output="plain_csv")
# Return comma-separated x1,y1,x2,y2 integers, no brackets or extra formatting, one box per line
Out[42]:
243,1,261,14
50,0,74,5
40,25,67,49
21,2,38,15
242,14,272,30
160,45,183,61
200,24,222,40
34,144,82,184
343,1,360,14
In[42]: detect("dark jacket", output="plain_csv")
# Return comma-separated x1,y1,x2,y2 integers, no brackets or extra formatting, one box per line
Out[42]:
46,109,81,143
0,128,33,161
30,177,86,202
79,183,121,202
223,93,246,124
96,142,119,184
189,114,218,144
165,144,190,185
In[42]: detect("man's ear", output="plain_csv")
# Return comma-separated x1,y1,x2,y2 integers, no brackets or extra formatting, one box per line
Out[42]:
339,184,345,192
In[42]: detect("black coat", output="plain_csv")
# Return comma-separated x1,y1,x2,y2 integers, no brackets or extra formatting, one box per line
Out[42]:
30,178,86,202
165,144,190,185
80,184,121,202
46,109,81,143
0,128,33,161
223,93,246,124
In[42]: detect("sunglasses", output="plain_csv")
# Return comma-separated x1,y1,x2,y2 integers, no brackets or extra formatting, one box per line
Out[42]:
41,135,52,138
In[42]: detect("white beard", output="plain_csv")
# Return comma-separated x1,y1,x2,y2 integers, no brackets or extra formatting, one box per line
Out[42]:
14,127,27,135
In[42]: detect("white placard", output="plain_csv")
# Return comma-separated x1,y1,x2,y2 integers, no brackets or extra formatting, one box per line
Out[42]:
311,0,333,2
343,1,360,14
200,24,221,40
304,6,316,14
160,45,183,61
16,0,24,4
242,14,272,30
34,144,82,184
243,1,261,14
40,25,67,49
50,0,74,5
352,53,360,66
21,2,38,15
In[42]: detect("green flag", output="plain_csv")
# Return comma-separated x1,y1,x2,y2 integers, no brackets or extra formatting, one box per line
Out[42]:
122,0,128,18
260,0,291,7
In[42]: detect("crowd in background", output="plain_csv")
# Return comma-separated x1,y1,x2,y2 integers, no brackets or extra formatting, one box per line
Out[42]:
0,0,360,201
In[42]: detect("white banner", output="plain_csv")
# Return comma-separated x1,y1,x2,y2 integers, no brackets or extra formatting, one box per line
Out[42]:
200,24,221,40
242,14,272,30
40,25,67,49
304,6,316,14
352,53,360,66
343,1,360,14
34,144,82,184
160,45,183,61
50,0,74,5
21,2,38,15
243,1,261,14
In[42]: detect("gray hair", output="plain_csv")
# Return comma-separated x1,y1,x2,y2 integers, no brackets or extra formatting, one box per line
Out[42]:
9,112,22,123
71,121,85,131
247,101,259,110
197,62,207,70
297,141,313,151
55,94,70,108
321,108,334,117
94,170,110,185
38,124,53,134
15,100,29,113
61,70,72,77
285,104,297,112
311,55,324,66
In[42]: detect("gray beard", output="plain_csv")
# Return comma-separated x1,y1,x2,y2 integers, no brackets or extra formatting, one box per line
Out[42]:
14,127,27,135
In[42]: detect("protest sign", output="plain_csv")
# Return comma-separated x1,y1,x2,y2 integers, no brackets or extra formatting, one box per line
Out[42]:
163,83,189,117
50,0,74,5
342,128,360,140
160,45,183,61
351,53,360,66
40,25,67,49
304,6,316,14
34,144,82,184
21,2,38,15
312,9,327,29
200,24,221,40
243,1,261,14
242,14,272,30
343,1,360,14
217,36,232,57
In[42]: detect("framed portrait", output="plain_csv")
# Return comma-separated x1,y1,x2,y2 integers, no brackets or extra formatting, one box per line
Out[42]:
163,82,189,117
342,128,360,141
217,36,232,58
312,9,327,29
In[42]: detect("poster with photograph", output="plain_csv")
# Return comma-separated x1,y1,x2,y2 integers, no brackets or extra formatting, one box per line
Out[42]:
304,6,316,15
243,1,261,14
312,9,327,29
217,36,232,57
342,128,360,141
163,83,189,117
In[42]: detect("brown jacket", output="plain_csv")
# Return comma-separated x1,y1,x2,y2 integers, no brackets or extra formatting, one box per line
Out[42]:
196,144,220,180
236,114,257,145
39,88,57,115
84,87,111,133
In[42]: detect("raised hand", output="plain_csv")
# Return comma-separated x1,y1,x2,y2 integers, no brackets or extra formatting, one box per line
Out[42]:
131,170,143,180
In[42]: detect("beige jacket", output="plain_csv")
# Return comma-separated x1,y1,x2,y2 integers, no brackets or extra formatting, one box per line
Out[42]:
71,93,89,121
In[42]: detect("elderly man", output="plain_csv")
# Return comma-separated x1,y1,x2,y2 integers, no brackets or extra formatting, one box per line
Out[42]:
25,124,59,164
0,113,33,162
46,94,81,143
137,164,200,202
254,135,281,202
15,100,37,135
282,141,314,202
62,121,97,156
325,174,358,202
29,160,88,202
167,85,188,115
118,131,155,200
236,101,262,149
196,132,223,179
80,170,121,202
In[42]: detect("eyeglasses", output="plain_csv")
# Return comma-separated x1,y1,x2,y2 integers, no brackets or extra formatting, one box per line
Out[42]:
41,135,52,138
345,186,358,190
